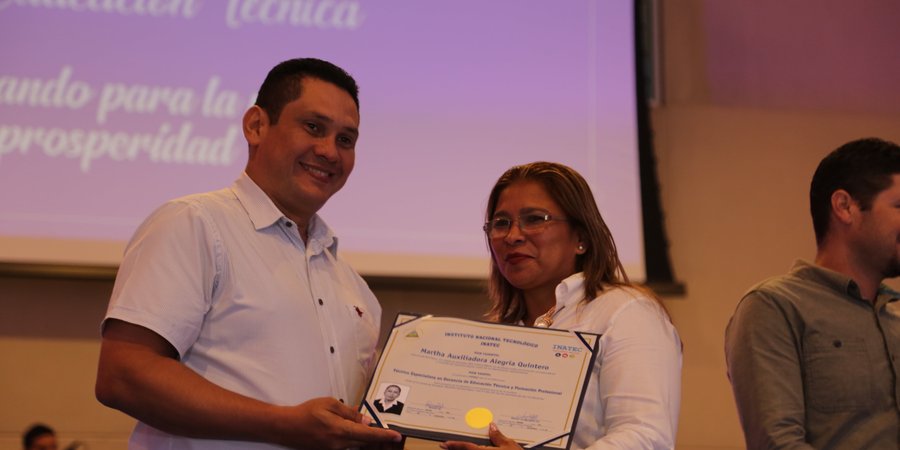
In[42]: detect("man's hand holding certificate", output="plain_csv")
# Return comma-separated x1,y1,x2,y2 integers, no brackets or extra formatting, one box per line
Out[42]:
361,314,599,449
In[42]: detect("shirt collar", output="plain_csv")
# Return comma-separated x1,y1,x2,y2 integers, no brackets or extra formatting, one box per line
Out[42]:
231,172,338,255
555,272,586,308
307,215,339,256
790,259,899,305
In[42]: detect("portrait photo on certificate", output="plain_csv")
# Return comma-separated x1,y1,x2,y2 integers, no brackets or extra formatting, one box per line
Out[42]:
360,313,599,449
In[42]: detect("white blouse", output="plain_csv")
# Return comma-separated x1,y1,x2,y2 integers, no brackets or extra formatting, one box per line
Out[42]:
547,273,682,449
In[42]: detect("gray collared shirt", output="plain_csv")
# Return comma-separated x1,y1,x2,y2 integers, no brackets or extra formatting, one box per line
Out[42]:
725,260,900,449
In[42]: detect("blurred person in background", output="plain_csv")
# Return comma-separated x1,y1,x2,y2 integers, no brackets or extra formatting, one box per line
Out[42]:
23,424,57,450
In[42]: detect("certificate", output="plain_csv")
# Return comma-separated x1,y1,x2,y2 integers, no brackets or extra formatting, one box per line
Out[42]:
360,314,599,449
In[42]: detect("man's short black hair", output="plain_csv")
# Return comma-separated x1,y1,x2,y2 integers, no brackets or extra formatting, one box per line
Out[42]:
254,57,359,125
810,137,900,244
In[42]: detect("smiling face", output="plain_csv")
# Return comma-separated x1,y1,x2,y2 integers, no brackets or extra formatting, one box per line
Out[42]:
244,76,359,228
488,181,583,299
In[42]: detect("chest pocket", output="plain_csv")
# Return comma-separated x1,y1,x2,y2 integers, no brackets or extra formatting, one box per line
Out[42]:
803,335,873,412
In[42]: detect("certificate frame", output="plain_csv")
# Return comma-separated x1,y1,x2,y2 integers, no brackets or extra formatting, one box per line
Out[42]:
360,313,599,449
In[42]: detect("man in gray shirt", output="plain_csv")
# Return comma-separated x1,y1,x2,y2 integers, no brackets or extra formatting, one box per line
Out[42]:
725,137,900,449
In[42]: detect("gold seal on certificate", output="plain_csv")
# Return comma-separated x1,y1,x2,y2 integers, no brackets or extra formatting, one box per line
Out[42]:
361,314,599,449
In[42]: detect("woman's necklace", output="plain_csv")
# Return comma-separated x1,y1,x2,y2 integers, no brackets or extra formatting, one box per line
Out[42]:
533,305,565,328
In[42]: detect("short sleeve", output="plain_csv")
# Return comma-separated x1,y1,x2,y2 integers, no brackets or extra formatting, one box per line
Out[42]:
104,199,221,357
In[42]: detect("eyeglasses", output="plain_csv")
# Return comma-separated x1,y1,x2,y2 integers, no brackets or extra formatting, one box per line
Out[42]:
483,212,568,239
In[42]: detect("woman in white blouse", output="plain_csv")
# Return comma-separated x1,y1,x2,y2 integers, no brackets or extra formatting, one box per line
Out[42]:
442,162,682,450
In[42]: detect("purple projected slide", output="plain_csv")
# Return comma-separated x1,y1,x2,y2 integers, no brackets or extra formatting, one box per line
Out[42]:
0,0,642,279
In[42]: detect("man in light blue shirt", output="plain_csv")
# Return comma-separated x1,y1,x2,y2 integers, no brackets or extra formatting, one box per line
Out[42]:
95,58,402,450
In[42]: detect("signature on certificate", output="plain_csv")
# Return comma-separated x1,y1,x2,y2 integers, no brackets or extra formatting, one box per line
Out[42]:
510,413,540,423
425,401,445,411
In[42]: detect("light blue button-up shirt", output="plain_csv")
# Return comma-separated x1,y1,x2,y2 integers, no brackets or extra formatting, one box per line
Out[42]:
106,172,381,450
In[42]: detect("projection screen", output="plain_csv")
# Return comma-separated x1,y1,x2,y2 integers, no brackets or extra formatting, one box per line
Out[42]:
0,0,643,280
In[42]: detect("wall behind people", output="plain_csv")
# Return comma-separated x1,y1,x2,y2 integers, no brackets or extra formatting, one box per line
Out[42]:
0,276,130,450
1,1,900,449
653,1,900,449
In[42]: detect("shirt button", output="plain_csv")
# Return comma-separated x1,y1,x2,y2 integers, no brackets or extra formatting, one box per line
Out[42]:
330,346,335,353
318,298,324,305
285,221,293,228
